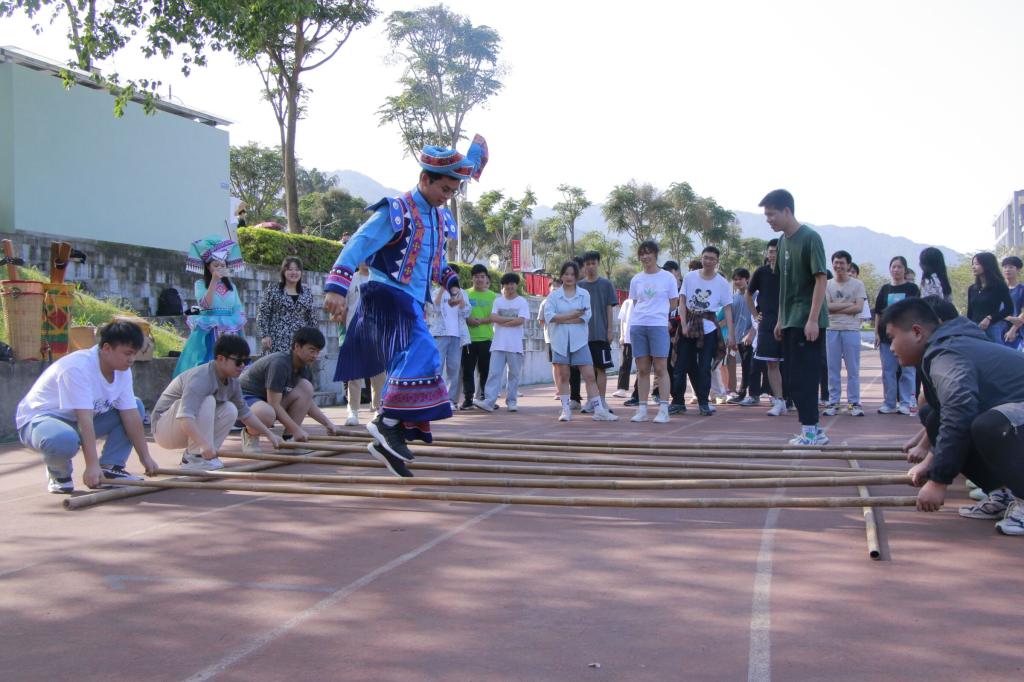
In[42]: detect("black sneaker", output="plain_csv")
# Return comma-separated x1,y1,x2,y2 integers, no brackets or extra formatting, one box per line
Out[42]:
101,465,144,481
459,399,474,410
623,397,639,407
698,404,714,416
668,403,686,415
367,442,413,478
366,414,414,462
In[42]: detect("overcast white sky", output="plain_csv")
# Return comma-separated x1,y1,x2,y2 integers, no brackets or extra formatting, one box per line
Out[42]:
3,0,1022,253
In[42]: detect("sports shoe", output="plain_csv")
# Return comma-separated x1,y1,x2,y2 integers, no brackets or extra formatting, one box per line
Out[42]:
822,404,838,417
786,401,796,413
101,465,144,481
367,442,413,478
611,389,627,398
767,398,786,417
459,399,474,410
849,404,865,417
878,405,899,414
473,398,496,413
623,397,639,407
969,487,987,501
345,411,360,426
708,404,717,413
965,479,979,489
180,452,225,471
242,430,261,453
698,404,714,417
909,405,919,416
507,403,518,412
726,393,743,405
558,407,572,422
569,400,582,411
958,487,1014,519
788,429,830,446
897,404,912,416
580,402,594,414
739,395,759,406
714,395,728,405
631,406,649,423
47,472,74,494
592,403,619,421
653,404,670,424
668,403,686,415
366,414,413,462
995,498,1024,536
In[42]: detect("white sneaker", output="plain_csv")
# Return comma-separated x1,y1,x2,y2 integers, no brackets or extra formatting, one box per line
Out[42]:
507,403,518,412
878,405,900,414
180,452,225,471
995,497,1024,536
959,487,1014,519
969,487,987,501
822,404,838,417
766,398,786,417
345,411,360,426
592,404,619,421
611,389,627,398
630,406,649,423
849,404,865,417
46,471,74,494
653,404,670,424
569,400,582,411
738,395,759,406
241,430,261,453
558,407,572,422
897,403,911,416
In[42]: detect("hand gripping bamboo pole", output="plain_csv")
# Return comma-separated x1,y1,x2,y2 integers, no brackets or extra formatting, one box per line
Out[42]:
87,478,919,509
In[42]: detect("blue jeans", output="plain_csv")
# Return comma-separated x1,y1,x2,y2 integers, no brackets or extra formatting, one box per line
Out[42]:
879,342,915,409
483,350,523,407
18,398,145,477
826,330,861,405
434,335,463,403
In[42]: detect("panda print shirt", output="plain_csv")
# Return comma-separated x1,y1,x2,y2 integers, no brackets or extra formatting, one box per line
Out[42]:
680,270,733,335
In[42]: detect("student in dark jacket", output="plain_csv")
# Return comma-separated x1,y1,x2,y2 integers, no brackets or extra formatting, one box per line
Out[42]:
883,298,1024,536
966,252,1014,344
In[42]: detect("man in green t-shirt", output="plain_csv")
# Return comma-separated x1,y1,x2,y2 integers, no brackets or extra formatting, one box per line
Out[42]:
761,188,830,445
461,264,497,409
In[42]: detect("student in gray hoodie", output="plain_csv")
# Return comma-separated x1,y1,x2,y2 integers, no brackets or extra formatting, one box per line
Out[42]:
882,297,1024,536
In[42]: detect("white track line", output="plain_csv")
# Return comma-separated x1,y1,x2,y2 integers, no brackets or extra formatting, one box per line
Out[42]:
183,501,512,682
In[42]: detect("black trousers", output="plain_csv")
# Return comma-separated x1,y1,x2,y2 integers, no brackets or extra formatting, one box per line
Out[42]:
920,404,1024,496
617,343,633,391
819,342,829,401
737,343,754,398
461,340,491,401
675,331,718,407
782,327,823,426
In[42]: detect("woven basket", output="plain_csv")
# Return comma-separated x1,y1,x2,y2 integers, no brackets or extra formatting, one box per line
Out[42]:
1,280,45,360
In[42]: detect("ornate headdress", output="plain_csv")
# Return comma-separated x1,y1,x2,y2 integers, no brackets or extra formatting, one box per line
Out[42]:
185,235,244,274
418,134,489,181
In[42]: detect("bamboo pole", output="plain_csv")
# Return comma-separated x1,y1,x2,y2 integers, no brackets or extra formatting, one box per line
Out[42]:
277,440,894,474
850,459,883,560
86,478,920,509
323,430,905,453
154,467,912,491
301,436,904,461
215,450,894,480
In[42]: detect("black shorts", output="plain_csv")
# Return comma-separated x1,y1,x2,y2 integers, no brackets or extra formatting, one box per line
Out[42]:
588,340,614,370
754,315,783,362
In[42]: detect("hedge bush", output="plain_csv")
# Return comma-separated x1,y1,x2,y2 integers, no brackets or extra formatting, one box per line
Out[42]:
237,226,341,273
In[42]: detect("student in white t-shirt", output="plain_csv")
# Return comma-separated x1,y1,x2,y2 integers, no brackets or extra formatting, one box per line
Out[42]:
475,273,530,412
15,321,158,493
627,240,680,424
677,246,735,415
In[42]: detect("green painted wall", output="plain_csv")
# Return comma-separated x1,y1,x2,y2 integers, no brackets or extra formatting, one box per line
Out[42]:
0,62,230,251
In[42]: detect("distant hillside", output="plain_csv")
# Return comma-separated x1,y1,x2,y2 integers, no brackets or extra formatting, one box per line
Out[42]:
331,170,964,272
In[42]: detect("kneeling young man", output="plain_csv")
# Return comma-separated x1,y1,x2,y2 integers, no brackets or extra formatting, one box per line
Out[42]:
16,320,157,493
152,334,281,471
883,297,1024,535
240,326,340,451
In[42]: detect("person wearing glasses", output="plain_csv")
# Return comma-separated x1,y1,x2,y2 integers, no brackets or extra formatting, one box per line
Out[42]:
152,334,281,471
239,326,341,452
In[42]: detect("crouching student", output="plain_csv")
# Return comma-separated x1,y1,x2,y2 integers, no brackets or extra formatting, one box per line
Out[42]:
240,326,341,451
15,320,158,493
883,297,1024,535
152,334,281,471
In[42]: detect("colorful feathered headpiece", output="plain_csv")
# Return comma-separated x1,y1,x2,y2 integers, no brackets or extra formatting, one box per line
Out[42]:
185,235,244,275
418,134,489,181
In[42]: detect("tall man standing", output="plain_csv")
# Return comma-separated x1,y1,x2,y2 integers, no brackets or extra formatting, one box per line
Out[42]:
761,189,830,445
576,251,617,412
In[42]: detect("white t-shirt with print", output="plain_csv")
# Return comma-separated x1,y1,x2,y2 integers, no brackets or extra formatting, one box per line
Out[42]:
490,295,530,353
628,270,679,327
15,346,137,428
681,270,732,334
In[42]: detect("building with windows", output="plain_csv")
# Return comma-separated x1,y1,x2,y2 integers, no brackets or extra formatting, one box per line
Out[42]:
994,190,1024,252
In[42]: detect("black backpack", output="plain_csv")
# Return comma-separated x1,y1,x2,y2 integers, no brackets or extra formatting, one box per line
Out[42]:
156,287,184,316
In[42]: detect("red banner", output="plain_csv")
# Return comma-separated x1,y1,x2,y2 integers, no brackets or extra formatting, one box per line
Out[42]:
511,240,521,270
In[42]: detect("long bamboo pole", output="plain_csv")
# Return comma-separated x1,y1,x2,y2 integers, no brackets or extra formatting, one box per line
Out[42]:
300,436,904,461
850,459,883,560
88,478,920,509
215,451,892,480
322,430,904,453
153,467,912,490
276,441,894,474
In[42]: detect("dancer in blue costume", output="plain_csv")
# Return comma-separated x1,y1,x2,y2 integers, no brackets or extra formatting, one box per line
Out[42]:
173,236,247,378
323,136,488,476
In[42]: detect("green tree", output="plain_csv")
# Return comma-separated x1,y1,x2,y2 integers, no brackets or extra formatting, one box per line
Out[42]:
662,181,703,265
378,4,503,156
230,142,284,222
947,257,976,317
602,181,670,249
532,216,570,272
719,237,769,280
477,189,536,270
694,196,741,250
455,198,492,263
296,167,338,197
611,262,636,291
298,188,366,240
553,184,592,255
856,262,890,324
578,232,624,279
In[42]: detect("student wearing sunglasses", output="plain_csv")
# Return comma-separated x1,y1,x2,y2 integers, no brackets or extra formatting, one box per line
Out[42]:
152,334,281,470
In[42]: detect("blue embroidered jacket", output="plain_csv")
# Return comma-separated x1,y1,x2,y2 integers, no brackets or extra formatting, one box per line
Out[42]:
325,189,460,303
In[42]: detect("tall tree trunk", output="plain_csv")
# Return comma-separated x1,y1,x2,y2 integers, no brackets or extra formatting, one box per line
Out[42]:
283,79,301,233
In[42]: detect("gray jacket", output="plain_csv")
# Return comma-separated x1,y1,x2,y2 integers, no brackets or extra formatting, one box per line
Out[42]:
922,316,1024,484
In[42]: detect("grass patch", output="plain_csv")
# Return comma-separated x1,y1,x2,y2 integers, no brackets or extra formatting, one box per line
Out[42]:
1,267,184,356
